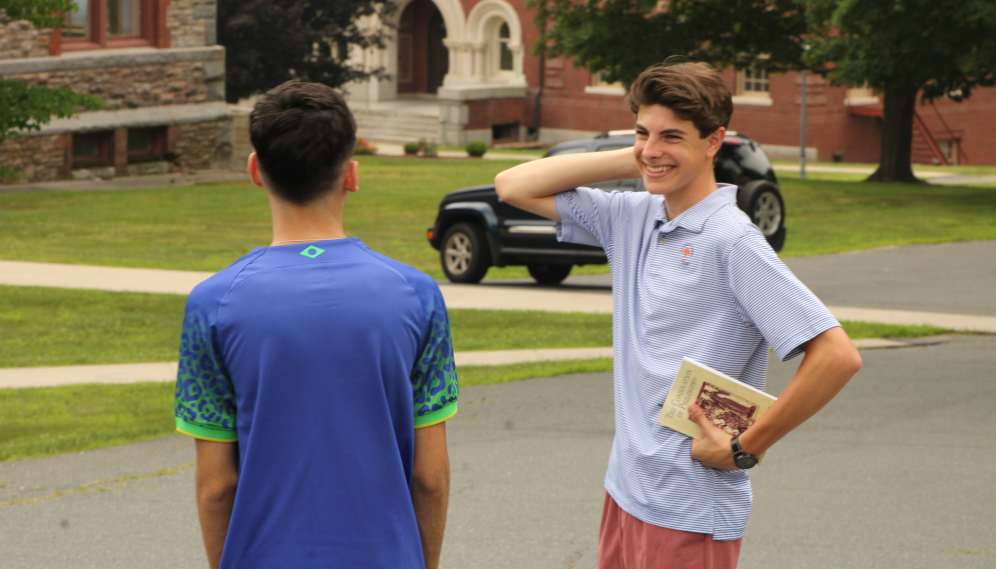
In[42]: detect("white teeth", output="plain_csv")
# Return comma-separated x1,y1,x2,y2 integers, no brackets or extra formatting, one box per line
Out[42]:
646,165,674,174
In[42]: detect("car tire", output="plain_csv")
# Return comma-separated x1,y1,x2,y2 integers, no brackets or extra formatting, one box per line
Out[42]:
441,222,491,284
737,181,786,252
526,263,573,285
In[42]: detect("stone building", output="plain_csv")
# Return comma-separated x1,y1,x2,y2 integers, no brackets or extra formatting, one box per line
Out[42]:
347,0,996,165
0,0,231,184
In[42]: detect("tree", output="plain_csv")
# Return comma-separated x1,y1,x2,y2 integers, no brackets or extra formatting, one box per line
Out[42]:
529,0,810,86
0,1,104,179
218,0,397,103
806,0,996,182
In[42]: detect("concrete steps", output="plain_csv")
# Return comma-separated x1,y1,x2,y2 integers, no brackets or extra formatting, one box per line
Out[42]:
351,106,441,144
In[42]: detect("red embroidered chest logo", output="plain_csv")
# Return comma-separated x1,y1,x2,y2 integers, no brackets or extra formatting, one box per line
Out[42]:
682,247,693,259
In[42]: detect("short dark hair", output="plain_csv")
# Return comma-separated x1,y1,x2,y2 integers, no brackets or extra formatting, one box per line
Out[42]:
249,81,356,205
626,61,733,138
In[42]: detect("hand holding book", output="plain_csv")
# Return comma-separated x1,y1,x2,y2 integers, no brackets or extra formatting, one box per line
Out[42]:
688,402,740,472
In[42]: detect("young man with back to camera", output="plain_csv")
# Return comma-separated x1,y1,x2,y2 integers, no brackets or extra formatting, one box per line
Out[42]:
495,62,862,568
174,81,458,569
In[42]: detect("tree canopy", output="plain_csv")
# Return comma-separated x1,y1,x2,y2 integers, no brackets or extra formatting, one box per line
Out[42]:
218,0,397,103
529,0,996,182
530,0,809,86
0,1,104,180
806,0,996,181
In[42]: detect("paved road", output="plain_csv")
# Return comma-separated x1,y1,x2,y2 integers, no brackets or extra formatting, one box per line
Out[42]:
487,240,996,317
3,335,994,568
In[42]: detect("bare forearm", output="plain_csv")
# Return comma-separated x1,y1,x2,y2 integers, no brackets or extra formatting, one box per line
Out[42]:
197,485,236,569
740,327,862,456
412,477,449,569
495,148,640,218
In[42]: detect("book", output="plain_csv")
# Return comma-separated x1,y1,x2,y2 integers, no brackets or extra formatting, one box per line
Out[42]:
656,357,777,463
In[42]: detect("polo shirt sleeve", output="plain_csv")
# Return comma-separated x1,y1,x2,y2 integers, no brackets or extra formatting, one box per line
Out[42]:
728,230,841,361
411,286,459,428
555,187,627,248
174,306,238,442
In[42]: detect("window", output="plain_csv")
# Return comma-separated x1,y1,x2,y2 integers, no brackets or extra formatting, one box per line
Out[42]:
845,84,878,106
586,70,626,96
58,0,166,52
498,23,513,72
71,131,114,167
127,128,165,163
737,68,770,96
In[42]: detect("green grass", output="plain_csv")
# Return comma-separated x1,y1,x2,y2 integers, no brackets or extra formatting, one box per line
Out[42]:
450,309,611,351
2,157,995,279
436,145,546,156
0,382,176,463
839,320,951,339
0,286,186,368
458,358,614,387
0,286,613,367
772,160,996,177
776,178,996,257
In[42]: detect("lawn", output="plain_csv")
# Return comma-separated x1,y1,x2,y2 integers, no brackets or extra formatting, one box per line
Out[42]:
2,157,995,282
0,286,614,368
0,285,953,369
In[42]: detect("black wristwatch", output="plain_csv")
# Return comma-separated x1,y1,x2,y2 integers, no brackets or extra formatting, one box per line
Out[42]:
730,435,758,470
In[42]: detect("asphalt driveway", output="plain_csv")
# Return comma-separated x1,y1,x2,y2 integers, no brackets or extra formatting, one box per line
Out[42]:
2,334,994,569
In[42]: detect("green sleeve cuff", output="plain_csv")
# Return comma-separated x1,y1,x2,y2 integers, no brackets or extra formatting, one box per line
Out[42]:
175,417,238,442
414,401,457,428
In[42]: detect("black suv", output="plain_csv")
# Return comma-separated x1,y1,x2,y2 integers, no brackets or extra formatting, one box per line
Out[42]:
427,132,785,284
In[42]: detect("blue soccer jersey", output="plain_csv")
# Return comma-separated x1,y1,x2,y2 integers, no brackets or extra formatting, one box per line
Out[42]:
174,238,458,569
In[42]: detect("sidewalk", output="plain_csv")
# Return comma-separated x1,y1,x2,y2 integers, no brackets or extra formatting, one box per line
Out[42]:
2,259,994,332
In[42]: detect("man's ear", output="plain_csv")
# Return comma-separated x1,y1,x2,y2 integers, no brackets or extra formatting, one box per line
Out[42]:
247,152,266,188
343,160,359,193
705,126,726,159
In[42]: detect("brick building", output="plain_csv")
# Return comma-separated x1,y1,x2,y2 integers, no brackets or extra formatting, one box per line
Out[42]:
347,0,995,165
0,0,231,184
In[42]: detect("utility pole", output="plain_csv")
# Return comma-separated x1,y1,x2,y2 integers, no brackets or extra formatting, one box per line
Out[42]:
800,69,807,180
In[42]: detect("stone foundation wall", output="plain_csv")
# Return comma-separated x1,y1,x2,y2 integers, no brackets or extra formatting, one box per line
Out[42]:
0,134,67,182
12,61,216,110
173,119,232,171
0,118,232,184
0,13,52,59
169,0,217,48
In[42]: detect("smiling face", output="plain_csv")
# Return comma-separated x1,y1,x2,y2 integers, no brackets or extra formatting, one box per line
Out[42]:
633,104,725,202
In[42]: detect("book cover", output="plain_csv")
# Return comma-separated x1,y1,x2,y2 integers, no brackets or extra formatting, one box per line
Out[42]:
656,357,777,462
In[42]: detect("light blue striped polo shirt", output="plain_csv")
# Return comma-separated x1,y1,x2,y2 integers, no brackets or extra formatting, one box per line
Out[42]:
556,184,839,540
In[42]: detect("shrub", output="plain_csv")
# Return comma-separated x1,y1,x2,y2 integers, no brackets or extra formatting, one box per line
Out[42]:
403,142,420,155
354,137,377,155
418,138,438,158
466,140,488,157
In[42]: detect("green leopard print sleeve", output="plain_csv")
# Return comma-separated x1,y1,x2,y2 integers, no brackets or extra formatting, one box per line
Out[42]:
411,289,458,428
174,310,238,441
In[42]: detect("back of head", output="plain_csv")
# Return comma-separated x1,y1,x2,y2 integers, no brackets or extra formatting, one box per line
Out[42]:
626,61,733,138
249,81,356,205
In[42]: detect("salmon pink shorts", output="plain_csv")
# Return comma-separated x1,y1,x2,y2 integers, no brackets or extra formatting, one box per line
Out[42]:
597,493,742,569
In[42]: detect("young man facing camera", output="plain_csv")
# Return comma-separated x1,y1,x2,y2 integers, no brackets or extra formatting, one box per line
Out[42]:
174,81,458,569
495,63,861,568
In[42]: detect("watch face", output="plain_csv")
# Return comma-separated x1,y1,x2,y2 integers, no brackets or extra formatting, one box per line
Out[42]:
735,453,758,469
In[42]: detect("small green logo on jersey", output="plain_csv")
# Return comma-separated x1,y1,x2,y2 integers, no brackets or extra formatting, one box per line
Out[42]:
300,245,325,258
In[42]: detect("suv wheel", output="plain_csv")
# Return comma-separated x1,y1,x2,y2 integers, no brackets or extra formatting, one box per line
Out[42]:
527,263,573,285
441,223,491,283
737,181,785,252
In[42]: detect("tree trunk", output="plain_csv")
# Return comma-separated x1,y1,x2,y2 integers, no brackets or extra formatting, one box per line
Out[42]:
867,85,921,183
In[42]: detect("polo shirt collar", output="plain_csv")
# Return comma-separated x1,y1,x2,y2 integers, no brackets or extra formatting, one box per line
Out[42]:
654,184,737,233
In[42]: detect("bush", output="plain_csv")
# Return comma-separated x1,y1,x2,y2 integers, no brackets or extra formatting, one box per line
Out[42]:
466,140,488,157
418,138,438,158
403,142,420,155
354,137,377,155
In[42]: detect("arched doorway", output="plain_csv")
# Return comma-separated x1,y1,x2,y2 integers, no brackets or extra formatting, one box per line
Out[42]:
397,0,449,95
